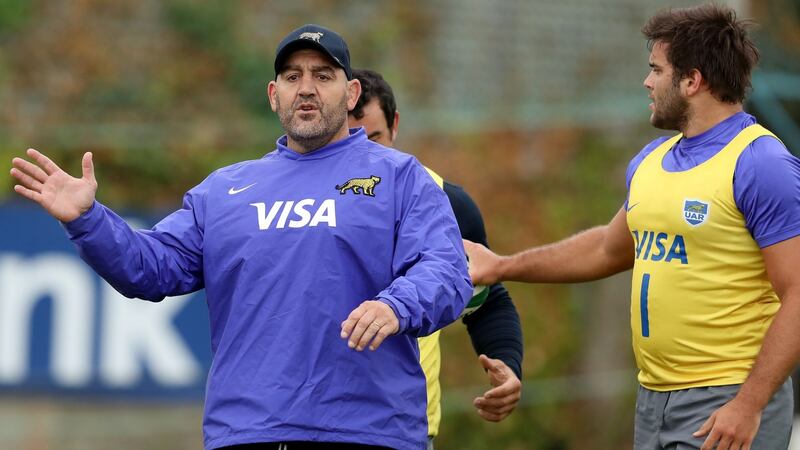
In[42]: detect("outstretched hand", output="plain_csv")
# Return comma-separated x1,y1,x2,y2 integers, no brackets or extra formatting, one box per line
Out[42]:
463,239,503,286
11,149,97,222
473,354,522,422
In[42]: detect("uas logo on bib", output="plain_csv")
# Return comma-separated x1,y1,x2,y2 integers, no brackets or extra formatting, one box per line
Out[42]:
683,199,709,226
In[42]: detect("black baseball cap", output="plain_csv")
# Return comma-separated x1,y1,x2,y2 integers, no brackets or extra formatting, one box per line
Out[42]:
274,24,353,80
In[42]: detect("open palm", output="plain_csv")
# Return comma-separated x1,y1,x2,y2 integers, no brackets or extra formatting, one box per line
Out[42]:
11,149,97,222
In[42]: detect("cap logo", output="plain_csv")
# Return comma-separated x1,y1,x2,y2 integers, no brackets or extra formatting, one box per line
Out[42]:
299,31,324,43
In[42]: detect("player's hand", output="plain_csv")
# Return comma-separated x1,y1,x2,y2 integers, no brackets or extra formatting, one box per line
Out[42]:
340,300,399,351
463,239,503,285
473,354,522,422
693,396,761,450
11,149,97,222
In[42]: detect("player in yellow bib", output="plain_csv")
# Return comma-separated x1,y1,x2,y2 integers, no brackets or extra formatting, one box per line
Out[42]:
466,4,800,450
348,69,524,449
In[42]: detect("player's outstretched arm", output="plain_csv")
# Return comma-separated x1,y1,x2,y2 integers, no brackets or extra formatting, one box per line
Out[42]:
466,206,635,286
11,149,97,222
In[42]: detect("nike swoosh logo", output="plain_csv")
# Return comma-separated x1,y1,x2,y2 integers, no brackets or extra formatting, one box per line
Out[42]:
626,202,640,212
228,183,257,195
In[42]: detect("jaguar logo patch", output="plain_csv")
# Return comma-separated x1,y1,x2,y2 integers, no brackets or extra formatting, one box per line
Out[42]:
335,176,381,197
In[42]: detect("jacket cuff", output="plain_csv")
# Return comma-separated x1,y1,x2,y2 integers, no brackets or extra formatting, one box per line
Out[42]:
61,201,102,239
376,295,409,334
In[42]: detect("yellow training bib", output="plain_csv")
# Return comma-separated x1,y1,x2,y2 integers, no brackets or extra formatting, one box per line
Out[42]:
627,125,780,391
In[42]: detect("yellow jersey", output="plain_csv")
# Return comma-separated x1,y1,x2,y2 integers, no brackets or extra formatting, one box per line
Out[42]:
627,124,781,391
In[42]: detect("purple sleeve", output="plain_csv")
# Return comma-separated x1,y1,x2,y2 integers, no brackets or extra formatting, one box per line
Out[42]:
376,160,472,337
734,136,800,248
62,180,208,301
624,136,671,209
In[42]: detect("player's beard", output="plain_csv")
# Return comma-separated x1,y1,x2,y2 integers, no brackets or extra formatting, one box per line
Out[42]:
276,94,348,152
650,78,689,131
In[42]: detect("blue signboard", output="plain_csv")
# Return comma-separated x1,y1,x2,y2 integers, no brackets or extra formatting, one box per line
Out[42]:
0,201,211,399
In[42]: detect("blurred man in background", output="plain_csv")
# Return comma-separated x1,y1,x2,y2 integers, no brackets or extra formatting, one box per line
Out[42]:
10,24,472,450
348,68,524,448
466,4,800,450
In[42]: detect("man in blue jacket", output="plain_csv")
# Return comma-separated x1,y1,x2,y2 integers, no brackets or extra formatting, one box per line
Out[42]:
10,24,472,450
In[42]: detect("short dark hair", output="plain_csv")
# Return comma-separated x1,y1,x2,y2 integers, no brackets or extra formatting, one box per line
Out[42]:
350,69,397,131
642,3,760,103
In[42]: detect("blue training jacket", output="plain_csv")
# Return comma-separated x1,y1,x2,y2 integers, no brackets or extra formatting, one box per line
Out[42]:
63,128,472,450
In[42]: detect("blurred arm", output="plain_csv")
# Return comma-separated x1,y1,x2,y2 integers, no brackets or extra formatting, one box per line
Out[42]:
443,181,523,377
444,181,523,421
464,284,523,378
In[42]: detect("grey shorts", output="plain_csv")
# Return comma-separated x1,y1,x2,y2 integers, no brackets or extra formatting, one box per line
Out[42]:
634,378,793,450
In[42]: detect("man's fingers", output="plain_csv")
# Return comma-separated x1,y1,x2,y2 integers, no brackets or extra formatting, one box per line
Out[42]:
481,402,517,415
475,408,505,422
479,355,509,385
474,358,519,423
713,434,732,450
27,148,60,176
483,382,521,401
463,240,478,259
368,323,393,351
11,157,48,183
10,168,43,192
700,430,721,450
463,239,479,277
478,354,502,372
474,396,517,412
485,376,522,398
82,152,95,183
477,355,521,420
474,392,519,409
340,304,367,339
13,184,43,203
693,414,715,437
346,311,376,349
353,317,383,351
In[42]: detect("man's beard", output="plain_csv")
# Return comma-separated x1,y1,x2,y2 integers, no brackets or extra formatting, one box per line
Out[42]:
276,94,348,152
651,80,689,132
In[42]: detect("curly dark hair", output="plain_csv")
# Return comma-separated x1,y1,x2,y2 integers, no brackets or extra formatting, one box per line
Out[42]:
642,3,760,103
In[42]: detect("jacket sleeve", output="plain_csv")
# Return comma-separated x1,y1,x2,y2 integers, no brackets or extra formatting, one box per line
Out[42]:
444,182,524,378
376,159,472,337
62,179,208,301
